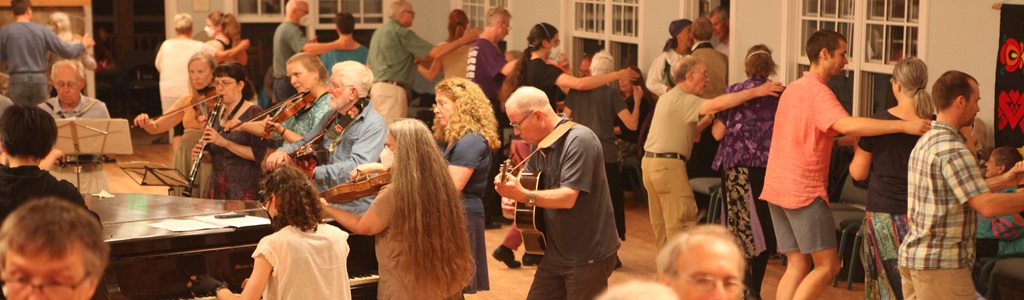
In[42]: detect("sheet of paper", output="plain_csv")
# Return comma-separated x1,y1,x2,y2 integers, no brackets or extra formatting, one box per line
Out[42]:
194,215,271,228
149,219,222,232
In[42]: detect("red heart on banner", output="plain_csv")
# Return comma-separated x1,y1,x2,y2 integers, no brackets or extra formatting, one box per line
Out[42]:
998,90,1024,130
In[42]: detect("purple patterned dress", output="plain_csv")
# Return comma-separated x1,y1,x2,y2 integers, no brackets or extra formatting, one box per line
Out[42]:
204,105,274,200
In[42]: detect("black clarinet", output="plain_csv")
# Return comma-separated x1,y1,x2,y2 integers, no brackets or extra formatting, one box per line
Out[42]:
183,96,223,197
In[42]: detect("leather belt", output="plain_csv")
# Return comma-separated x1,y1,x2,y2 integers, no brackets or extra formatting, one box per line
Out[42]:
379,80,408,90
644,152,687,162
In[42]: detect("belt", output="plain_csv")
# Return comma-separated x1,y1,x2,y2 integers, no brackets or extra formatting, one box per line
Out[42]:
378,80,409,89
644,152,687,162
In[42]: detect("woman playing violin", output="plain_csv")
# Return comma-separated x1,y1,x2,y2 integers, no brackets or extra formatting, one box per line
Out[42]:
133,52,217,197
234,53,332,148
192,62,273,200
323,119,474,299
431,78,500,295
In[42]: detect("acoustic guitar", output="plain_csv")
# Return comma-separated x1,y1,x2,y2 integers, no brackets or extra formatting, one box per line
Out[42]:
500,159,546,255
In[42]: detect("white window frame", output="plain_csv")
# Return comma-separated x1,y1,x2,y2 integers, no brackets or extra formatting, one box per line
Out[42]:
565,0,642,72
781,0,928,117
226,0,385,34
313,0,387,30
452,0,509,30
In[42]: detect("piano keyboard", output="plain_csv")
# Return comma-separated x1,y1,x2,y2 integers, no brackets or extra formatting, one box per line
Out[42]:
350,274,380,286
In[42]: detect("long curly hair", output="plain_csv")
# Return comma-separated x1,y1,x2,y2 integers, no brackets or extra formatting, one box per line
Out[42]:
433,78,500,150
262,166,322,232
387,119,474,297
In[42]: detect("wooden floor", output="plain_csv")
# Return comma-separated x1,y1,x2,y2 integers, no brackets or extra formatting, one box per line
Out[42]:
104,129,864,299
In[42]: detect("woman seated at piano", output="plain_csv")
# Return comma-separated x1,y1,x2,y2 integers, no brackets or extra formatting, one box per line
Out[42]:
322,119,474,299
231,53,332,148
431,78,500,295
188,166,352,299
192,62,273,200
134,52,217,197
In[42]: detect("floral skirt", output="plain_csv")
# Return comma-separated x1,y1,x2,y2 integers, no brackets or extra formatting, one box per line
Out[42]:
721,167,774,258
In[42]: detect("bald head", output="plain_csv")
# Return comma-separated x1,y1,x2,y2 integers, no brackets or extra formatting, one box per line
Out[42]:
505,86,554,116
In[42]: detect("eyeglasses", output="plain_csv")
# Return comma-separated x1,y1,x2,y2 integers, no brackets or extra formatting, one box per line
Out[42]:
213,80,237,88
52,81,80,89
328,83,353,91
2,272,92,297
682,275,745,295
258,190,268,209
403,10,416,17
510,110,536,129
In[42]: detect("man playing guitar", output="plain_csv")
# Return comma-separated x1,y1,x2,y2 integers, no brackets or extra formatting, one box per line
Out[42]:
493,86,620,300
265,61,386,215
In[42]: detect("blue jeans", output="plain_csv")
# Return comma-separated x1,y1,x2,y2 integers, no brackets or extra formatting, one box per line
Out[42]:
8,73,48,106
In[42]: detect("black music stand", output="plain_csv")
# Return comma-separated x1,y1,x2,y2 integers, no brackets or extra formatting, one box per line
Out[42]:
118,161,190,189
54,119,133,188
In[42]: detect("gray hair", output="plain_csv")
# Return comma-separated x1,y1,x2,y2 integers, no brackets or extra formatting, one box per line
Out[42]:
590,50,614,76
893,57,933,119
656,225,745,278
49,12,73,41
173,13,193,34
51,60,84,81
331,61,374,98
388,0,412,20
0,198,108,280
597,281,678,300
485,7,511,27
671,55,704,85
505,86,553,115
711,6,729,22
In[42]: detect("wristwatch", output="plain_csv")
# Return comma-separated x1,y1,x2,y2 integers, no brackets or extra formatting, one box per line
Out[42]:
527,191,536,206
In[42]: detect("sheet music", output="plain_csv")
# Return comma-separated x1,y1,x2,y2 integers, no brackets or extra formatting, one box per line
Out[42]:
149,219,222,232
194,215,271,228
148,215,270,232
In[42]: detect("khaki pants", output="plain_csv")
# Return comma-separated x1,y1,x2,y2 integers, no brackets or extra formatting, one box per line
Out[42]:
898,266,976,300
642,156,698,253
370,82,408,125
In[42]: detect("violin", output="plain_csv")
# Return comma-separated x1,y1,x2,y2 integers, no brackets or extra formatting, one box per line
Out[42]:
225,90,311,133
287,97,369,168
261,91,319,138
320,171,391,204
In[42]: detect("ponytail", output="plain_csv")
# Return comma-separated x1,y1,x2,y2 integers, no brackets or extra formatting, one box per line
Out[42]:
913,88,933,120
499,23,557,105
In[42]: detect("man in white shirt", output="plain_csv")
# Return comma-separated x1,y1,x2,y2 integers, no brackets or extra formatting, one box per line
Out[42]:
710,6,730,55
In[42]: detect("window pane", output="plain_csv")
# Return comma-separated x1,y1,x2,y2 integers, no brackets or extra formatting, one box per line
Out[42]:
612,42,638,68
238,0,258,15
264,0,283,15
366,0,382,15
909,0,920,22
888,0,907,21
868,0,885,20
597,4,606,33
804,0,819,17
342,0,360,15
575,3,584,31
887,25,906,63
626,5,637,37
866,24,884,63
906,26,919,58
821,21,836,31
839,0,855,19
319,0,338,24
613,5,623,35
837,22,854,53
802,20,819,56
823,0,838,17
865,72,896,115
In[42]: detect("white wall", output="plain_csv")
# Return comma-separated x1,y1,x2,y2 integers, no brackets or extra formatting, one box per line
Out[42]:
506,0,563,53
640,1,682,77
407,0,453,45
167,0,229,39
729,1,784,83
927,0,1005,145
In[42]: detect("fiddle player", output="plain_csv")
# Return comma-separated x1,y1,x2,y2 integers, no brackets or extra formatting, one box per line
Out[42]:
231,53,332,148
265,61,385,215
322,118,474,299
493,86,620,299
192,62,272,200
38,60,111,194
134,52,217,197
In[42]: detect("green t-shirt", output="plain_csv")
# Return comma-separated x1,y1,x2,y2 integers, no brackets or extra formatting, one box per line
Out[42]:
366,19,433,85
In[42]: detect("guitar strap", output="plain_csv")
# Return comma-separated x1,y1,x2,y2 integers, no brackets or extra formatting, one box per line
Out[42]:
513,121,578,172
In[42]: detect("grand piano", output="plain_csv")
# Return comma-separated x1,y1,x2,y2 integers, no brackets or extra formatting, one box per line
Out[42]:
87,194,378,299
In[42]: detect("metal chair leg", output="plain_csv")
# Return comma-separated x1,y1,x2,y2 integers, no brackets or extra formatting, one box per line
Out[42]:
847,229,863,290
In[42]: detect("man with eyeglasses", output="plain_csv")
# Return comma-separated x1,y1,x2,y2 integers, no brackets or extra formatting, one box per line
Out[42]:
494,86,620,299
265,61,385,216
0,197,107,300
367,0,482,125
643,55,782,256
657,225,745,300
38,60,111,194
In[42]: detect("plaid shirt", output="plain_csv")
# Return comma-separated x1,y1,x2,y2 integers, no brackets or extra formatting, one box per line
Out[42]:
899,121,990,270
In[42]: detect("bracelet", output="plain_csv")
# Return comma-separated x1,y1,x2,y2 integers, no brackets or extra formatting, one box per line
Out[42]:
277,125,285,135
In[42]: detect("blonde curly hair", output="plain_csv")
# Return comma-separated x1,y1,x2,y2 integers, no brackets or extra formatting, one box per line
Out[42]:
432,78,501,150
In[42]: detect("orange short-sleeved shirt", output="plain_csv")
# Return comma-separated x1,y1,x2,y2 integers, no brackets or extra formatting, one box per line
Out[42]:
760,72,850,209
